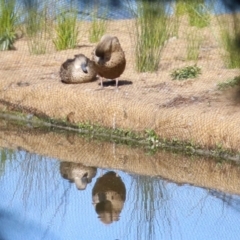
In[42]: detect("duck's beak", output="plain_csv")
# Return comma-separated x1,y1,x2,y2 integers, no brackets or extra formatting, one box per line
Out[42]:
81,63,88,73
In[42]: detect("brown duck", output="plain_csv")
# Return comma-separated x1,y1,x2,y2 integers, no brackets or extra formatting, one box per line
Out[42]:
60,54,97,84
92,34,126,89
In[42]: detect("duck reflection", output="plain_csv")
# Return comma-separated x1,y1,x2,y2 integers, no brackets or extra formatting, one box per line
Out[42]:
92,171,126,224
60,162,97,190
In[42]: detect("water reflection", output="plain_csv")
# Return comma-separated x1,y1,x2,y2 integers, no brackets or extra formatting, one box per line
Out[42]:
92,171,126,224
0,146,240,239
60,162,97,190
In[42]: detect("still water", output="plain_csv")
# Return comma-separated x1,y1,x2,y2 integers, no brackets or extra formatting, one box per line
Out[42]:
0,121,240,240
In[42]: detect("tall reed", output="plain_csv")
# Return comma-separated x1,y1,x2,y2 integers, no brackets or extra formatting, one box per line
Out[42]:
175,0,210,28
132,1,171,72
217,14,240,68
22,0,54,54
89,7,107,43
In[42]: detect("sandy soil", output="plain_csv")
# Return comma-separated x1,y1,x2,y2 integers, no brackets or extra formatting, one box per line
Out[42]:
1,17,240,151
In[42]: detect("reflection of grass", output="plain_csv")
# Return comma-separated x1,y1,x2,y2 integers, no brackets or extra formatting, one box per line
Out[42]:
0,148,16,176
128,175,171,240
0,0,19,50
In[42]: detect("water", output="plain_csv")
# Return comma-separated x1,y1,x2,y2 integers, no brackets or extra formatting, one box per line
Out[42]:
16,0,240,22
0,120,240,240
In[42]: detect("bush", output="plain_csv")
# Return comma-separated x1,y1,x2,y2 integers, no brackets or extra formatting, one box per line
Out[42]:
171,65,201,80
0,0,18,50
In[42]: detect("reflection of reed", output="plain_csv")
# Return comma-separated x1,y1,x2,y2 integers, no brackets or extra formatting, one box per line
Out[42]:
127,175,175,240
60,162,97,190
92,171,126,224
10,151,70,238
0,148,16,176
209,190,240,213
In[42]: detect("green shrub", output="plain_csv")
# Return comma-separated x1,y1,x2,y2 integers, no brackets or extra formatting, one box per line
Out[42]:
217,76,240,90
53,9,79,50
132,1,172,72
186,30,202,61
89,8,107,43
171,65,201,80
0,0,18,50
175,0,210,28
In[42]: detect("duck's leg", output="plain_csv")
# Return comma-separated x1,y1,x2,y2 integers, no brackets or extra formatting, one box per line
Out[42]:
115,78,119,91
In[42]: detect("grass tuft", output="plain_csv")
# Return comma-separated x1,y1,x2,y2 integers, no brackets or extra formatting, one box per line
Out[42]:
171,65,201,80
217,76,240,90
53,9,79,51
0,0,19,50
89,7,107,43
175,0,211,28
130,0,172,72
186,30,202,61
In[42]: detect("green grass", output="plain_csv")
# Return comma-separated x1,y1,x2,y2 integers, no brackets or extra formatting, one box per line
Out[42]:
217,76,240,90
131,1,172,72
53,9,79,51
175,0,211,28
27,37,47,55
186,30,202,61
171,64,201,80
23,1,54,55
89,8,107,43
0,0,19,50
219,26,240,68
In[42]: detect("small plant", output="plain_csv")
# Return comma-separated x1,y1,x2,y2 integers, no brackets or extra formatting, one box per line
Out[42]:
171,65,201,80
217,76,240,90
53,9,79,50
0,0,19,50
89,8,107,43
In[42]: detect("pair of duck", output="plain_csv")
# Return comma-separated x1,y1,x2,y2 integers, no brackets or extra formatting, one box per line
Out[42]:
60,34,126,89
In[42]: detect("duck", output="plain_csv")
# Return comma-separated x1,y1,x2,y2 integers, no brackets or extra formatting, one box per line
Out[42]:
92,34,126,89
60,54,97,84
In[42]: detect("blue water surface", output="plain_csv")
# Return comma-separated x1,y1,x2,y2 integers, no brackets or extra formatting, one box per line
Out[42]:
0,149,239,240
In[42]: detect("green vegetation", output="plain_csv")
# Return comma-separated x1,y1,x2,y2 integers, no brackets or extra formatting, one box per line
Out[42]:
217,76,240,90
53,9,79,51
131,1,172,72
89,7,107,43
171,65,201,80
186,30,202,61
0,0,19,50
0,109,239,161
175,0,211,28
23,1,54,55
217,17,240,68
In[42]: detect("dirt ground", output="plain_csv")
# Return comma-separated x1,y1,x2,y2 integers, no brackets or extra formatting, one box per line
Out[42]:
1,17,240,152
